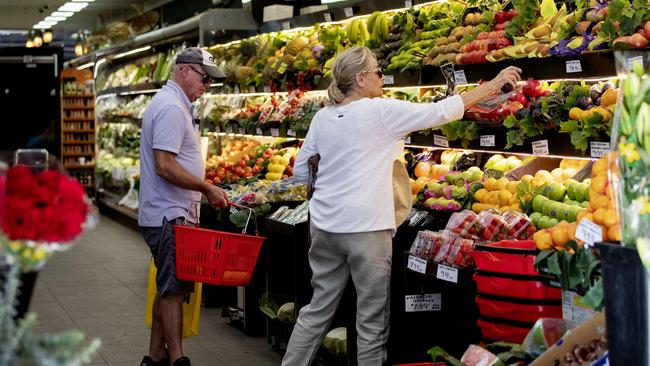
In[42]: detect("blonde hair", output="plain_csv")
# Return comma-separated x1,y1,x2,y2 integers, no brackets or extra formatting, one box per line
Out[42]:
327,46,375,104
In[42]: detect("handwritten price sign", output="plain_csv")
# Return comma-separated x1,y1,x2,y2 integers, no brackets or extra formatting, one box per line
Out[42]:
405,294,441,312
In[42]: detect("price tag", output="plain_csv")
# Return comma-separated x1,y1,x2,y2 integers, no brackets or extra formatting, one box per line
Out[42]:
590,141,610,158
405,0,413,7
344,7,354,17
576,219,603,247
271,128,280,137
287,129,296,136
407,255,427,274
256,127,263,135
215,126,221,133
453,70,468,84
263,85,271,93
628,56,644,71
383,75,395,85
480,135,495,147
226,127,234,134
566,60,583,73
436,264,459,283
405,293,441,312
234,85,240,94
405,135,412,144
532,139,549,155
282,21,291,30
434,135,449,147
324,12,333,22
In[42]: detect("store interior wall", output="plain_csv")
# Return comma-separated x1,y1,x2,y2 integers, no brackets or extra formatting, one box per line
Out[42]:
0,47,63,158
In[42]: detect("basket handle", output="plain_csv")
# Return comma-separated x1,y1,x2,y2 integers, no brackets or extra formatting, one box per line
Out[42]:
181,201,201,226
229,202,259,235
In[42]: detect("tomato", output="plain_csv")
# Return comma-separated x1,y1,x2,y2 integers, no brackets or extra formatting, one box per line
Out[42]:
508,92,528,105
206,171,217,179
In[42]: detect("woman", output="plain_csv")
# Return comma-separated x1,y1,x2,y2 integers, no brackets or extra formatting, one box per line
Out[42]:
283,46,521,366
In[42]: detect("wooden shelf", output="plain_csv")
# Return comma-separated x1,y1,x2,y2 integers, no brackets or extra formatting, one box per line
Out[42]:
65,163,95,169
63,140,95,144
63,152,95,157
63,94,94,98
63,118,95,122
82,183,95,188
63,129,95,133
63,106,94,110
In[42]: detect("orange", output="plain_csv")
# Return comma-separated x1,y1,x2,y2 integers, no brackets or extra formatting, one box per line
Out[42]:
498,190,513,206
592,157,607,176
593,208,606,225
474,188,489,203
594,194,611,210
534,230,553,250
507,181,519,194
551,228,570,246
608,224,622,241
484,178,497,191
566,223,577,240
414,162,431,178
603,209,618,228
496,177,509,191
577,210,590,221
591,175,607,195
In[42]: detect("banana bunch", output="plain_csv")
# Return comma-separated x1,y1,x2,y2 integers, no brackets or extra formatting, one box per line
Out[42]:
346,19,370,45
367,11,391,45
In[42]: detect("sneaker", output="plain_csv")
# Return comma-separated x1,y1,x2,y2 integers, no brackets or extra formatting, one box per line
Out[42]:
140,355,170,366
172,356,191,366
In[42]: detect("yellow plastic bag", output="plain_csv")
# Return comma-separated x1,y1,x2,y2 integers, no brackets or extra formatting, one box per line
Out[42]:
145,258,202,338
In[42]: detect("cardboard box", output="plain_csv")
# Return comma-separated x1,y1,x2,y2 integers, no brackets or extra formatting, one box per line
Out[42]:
505,156,561,181
530,311,607,366
562,290,598,327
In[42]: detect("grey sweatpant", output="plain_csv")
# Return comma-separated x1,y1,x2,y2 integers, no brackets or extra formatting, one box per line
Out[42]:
282,225,393,366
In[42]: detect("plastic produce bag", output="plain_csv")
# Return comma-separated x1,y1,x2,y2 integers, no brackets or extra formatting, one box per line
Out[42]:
460,344,500,366
276,302,296,323
445,210,481,238
477,210,508,241
522,318,571,357
322,327,347,355
502,210,537,239
118,171,139,210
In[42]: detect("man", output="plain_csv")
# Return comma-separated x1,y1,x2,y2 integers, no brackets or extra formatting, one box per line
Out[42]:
138,47,229,366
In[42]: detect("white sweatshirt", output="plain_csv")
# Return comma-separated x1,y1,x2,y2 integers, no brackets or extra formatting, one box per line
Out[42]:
293,95,465,233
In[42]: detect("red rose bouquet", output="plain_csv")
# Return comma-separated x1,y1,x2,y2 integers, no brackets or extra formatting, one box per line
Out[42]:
1,164,96,270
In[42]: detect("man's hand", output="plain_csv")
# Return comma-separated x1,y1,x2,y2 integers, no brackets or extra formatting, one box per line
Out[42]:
204,184,229,208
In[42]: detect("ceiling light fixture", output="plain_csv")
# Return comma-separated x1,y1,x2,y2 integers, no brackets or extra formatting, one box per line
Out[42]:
43,29,53,43
25,30,34,48
33,30,43,47
72,0,94,2
74,33,85,56
45,16,67,21
58,2,89,12
52,11,74,17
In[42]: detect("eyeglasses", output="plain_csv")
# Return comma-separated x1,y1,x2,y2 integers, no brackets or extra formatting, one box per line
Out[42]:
186,65,212,84
359,67,383,79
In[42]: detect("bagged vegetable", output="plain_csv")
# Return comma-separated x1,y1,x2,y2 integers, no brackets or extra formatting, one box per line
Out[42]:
322,327,347,355
276,302,296,323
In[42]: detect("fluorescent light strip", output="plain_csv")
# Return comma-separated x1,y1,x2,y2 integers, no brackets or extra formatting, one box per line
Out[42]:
403,145,595,160
119,89,159,96
72,0,94,2
112,45,151,60
52,11,74,17
76,62,95,70
58,2,88,12
33,24,52,29
45,16,67,21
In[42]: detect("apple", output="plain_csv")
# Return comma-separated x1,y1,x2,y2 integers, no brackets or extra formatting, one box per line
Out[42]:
206,171,217,179
212,177,221,185
495,11,508,24
644,20,650,40
204,178,213,184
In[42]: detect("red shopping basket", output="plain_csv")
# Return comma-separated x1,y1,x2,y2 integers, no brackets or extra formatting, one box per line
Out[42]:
175,203,265,286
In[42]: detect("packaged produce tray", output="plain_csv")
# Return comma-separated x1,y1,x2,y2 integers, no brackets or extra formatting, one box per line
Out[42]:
477,318,532,344
471,240,539,276
475,295,562,324
474,272,562,300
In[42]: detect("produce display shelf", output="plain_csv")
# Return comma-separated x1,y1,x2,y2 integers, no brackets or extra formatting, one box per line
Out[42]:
63,129,95,133
63,152,95,157
82,183,94,188
98,188,138,221
64,140,96,144
65,163,96,169
63,94,94,98
63,106,95,110
96,81,166,97
63,118,95,122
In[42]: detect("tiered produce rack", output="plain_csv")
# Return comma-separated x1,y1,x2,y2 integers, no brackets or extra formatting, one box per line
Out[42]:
63,0,650,364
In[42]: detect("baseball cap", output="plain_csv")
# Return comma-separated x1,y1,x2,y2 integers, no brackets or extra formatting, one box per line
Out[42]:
175,47,226,81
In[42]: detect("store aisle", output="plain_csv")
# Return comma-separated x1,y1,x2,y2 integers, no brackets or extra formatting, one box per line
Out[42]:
30,214,282,366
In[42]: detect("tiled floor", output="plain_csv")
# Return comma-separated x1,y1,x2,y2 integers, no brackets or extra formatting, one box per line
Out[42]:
30,214,282,366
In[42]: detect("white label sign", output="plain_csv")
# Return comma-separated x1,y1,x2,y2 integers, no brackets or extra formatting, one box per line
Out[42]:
576,219,603,247
226,127,234,134
256,128,263,135
287,129,296,136
383,75,395,85
628,56,644,71
436,264,459,283
566,60,583,73
215,126,221,133
344,7,354,17
271,128,280,137
405,293,441,312
590,141,610,158
453,70,468,84
263,85,271,93
324,13,333,22
434,135,449,147
532,139,549,155
282,21,291,30
480,135,495,147
405,0,413,6
405,136,412,144
407,255,427,274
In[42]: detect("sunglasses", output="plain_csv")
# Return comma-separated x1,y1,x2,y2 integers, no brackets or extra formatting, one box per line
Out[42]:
359,67,383,78
187,65,213,84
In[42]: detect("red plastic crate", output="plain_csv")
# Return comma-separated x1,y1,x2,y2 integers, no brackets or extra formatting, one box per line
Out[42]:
174,225,265,286
471,240,539,276
477,318,531,343
474,273,562,300
475,296,562,324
